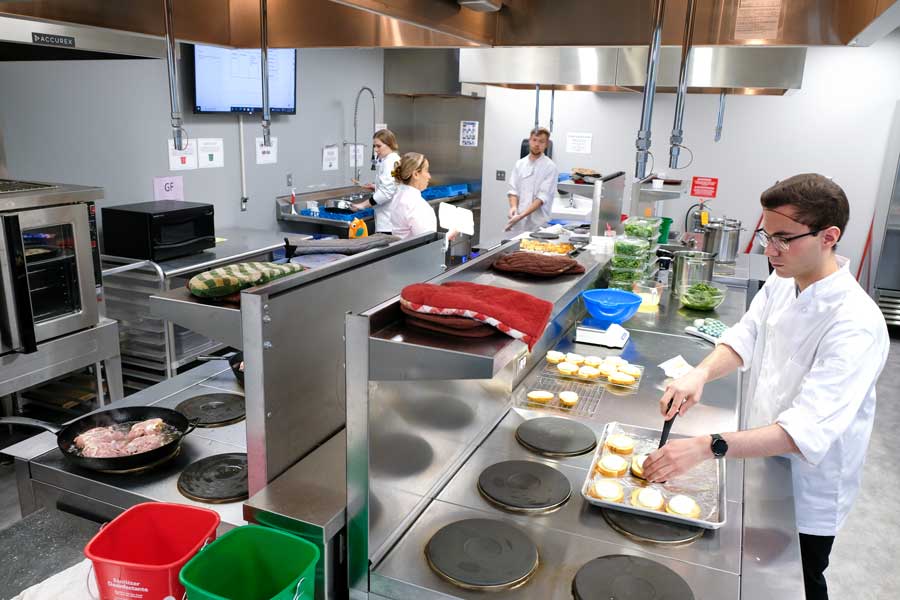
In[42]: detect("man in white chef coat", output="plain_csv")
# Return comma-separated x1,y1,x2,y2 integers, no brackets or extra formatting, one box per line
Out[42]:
642,173,889,600
505,127,558,234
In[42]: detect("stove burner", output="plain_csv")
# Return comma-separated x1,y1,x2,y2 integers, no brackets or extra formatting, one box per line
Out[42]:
176,393,245,428
601,509,704,545
477,460,571,514
177,453,248,504
572,555,695,600
425,518,538,591
515,417,597,457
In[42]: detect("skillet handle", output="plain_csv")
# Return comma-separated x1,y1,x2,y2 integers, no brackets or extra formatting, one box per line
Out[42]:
0,416,61,434
183,418,200,436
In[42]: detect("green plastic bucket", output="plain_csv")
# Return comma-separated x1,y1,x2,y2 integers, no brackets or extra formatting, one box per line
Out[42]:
658,217,673,244
180,525,320,600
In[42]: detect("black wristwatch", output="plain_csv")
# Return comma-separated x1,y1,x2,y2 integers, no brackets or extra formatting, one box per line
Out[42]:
710,433,728,458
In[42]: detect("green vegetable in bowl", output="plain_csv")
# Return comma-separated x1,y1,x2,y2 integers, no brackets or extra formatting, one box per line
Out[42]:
681,282,725,310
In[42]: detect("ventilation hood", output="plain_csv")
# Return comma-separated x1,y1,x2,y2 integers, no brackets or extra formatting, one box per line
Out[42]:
459,46,806,96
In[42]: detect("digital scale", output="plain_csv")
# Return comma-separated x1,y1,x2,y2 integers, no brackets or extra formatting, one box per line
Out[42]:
574,320,630,348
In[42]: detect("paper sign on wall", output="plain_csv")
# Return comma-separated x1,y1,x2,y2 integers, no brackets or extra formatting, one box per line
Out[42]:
376,123,388,132
459,120,479,147
348,144,365,168
565,132,593,154
168,139,198,171
691,176,719,198
153,176,184,201
734,0,782,40
255,137,278,164
197,138,224,169
323,145,339,171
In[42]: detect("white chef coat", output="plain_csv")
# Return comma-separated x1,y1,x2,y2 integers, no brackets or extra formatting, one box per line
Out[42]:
370,152,401,233
507,154,558,234
390,184,437,240
719,256,889,536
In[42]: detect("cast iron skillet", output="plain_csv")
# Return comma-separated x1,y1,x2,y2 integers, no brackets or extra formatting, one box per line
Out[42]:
196,352,244,386
0,406,196,474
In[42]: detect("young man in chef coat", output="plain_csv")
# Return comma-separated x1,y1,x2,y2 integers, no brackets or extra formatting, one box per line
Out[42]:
642,173,889,600
504,127,558,234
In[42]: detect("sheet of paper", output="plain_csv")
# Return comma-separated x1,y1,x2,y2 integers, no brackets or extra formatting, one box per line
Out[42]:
438,202,475,236
348,144,365,168
566,132,593,154
153,176,183,201
376,122,388,132
459,120,479,147
197,138,224,169
168,139,197,171
734,0,782,40
255,137,278,164
323,145,339,171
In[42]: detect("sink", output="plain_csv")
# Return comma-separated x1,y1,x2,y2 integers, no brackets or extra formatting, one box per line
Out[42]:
550,193,592,220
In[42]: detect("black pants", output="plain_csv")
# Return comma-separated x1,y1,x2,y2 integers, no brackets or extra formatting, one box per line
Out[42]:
799,533,835,600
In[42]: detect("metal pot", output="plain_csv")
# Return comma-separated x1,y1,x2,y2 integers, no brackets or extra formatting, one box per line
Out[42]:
672,251,716,294
703,218,742,264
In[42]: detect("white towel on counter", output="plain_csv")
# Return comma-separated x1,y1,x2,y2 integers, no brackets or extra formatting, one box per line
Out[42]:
12,559,94,600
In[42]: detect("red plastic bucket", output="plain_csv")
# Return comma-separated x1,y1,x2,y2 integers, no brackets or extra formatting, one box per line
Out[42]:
84,502,220,600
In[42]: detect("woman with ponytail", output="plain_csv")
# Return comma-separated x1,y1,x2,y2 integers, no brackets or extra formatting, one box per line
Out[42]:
352,129,401,234
389,152,438,239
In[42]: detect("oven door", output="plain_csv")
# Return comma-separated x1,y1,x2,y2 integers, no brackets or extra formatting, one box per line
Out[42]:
0,204,99,354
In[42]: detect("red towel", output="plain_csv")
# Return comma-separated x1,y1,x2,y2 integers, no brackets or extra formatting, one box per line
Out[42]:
400,281,553,350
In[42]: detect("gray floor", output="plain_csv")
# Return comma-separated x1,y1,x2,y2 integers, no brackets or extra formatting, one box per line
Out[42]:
0,343,899,597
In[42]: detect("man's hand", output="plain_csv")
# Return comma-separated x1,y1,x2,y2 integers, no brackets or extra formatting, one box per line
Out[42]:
363,183,376,191
659,367,708,419
642,436,712,483
508,206,518,220
505,214,523,231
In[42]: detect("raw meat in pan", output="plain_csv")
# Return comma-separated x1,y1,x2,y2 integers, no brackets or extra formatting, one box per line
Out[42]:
74,427,126,449
124,433,167,455
127,418,164,440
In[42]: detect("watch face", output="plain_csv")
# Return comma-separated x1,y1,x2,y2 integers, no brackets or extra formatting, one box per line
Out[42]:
712,437,728,456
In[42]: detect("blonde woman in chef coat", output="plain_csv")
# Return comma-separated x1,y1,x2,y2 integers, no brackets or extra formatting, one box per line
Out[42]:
389,152,437,240
352,129,401,234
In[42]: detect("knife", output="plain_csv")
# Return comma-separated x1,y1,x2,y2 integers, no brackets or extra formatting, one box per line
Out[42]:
658,398,678,449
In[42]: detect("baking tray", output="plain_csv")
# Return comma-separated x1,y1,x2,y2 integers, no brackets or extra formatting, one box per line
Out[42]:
581,422,726,530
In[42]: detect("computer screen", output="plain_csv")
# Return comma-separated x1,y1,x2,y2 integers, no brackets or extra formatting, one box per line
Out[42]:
193,44,297,114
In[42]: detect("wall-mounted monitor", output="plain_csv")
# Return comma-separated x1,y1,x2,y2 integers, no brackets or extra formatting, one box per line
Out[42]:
193,44,296,114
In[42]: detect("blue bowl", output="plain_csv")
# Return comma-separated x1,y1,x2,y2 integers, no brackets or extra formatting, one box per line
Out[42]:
581,289,642,328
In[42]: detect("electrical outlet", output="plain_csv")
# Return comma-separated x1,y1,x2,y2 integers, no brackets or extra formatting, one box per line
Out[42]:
496,170,506,181
286,173,293,187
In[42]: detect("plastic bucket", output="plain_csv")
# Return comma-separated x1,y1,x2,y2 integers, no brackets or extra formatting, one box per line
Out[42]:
658,217,673,243
84,502,220,600
180,525,320,600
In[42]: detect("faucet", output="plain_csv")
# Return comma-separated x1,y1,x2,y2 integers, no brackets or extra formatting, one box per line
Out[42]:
353,86,376,182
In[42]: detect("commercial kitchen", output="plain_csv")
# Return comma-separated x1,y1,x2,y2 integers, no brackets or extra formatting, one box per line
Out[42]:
1,2,900,600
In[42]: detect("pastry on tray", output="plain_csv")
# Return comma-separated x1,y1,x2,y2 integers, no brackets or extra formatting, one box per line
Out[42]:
630,487,665,511
566,353,585,366
666,495,702,519
559,391,579,408
630,454,648,479
583,356,603,368
604,356,627,367
595,454,629,478
527,390,554,404
557,362,579,376
618,364,642,379
578,366,600,380
591,479,625,503
608,372,637,386
546,350,566,364
605,434,635,455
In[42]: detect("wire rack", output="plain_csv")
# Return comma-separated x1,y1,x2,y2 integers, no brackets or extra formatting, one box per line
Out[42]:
516,374,605,418
541,364,645,394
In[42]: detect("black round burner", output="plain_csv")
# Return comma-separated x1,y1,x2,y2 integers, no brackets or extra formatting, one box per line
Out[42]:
478,460,571,513
176,393,245,428
177,453,248,504
572,555,694,600
601,509,704,545
515,417,597,457
425,518,538,591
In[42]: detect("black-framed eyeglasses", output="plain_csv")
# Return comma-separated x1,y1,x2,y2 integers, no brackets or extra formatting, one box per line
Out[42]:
754,228,821,252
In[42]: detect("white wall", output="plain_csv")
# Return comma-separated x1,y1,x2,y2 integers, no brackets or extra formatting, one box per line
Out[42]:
0,47,384,233
480,30,900,273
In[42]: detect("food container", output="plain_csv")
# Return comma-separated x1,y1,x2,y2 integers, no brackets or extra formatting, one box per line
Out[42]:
703,218,742,264
610,253,650,270
671,251,716,294
623,217,662,241
679,282,727,311
613,235,651,256
608,266,645,284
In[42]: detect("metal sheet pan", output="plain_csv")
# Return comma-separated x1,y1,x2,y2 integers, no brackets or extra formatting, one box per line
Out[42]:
581,422,726,530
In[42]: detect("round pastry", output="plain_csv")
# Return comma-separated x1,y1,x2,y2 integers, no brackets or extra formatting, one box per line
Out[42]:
595,454,629,478
630,454,648,479
597,363,618,379
583,356,603,368
557,362,579,376
546,350,566,364
527,390,554,404
618,364,642,379
666,495,702,519
578,366,601,380
604,356,627,367
566,353,585,366
605,434,635,455
630,487,665,511
591,479,624,503
558,390,579,408
608,372,637,386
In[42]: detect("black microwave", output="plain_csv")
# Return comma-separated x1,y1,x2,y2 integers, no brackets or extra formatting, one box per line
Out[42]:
101,201,215,261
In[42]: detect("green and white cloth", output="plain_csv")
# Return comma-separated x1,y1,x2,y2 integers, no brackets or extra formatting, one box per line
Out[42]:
188,262,303,298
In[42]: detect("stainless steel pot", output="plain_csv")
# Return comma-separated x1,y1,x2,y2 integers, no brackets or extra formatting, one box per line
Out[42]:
703,218,742,264
672,251,716,294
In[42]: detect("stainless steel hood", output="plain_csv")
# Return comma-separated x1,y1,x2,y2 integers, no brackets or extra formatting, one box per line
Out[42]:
385,49,485,97
459,46,806,96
